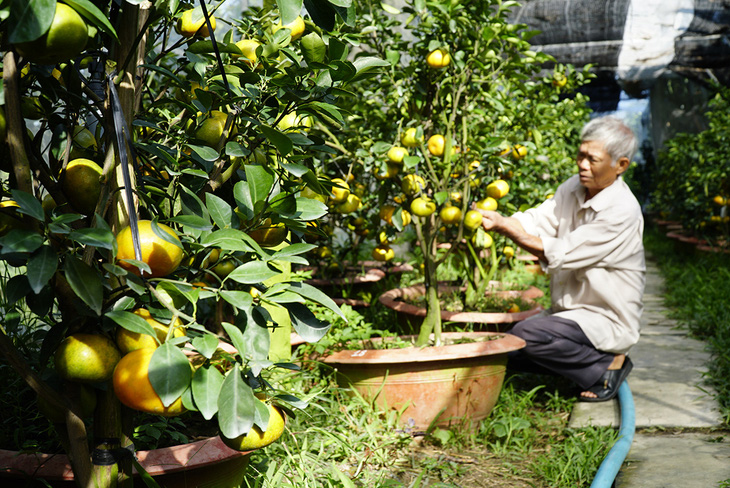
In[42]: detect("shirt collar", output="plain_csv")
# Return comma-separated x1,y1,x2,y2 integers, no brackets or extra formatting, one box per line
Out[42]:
571,175,625,211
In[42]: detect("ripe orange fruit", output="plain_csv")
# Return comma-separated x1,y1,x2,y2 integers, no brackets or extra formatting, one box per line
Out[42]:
113,348,187,416
410,197,436,217
248,219,288,247
115,220,183,278
476,197,498,211
329,178,350,204
401,174,426,196
273,16,306,41
176,8,216,38
62,158,103,215
401,127,423,148
713,195,727,206
54,334,122,383
511,145,527,160
221,402,286,451
463,210,483,231
14,3,88,65
426,48,451,68
234,39,261,64
439,205,462,225
387,146,408,164
427,134,446,156
503,246,515,258
486,180,510,199
336,194,362,214
372,244,395,262
116,309,186,354
379,205,411,226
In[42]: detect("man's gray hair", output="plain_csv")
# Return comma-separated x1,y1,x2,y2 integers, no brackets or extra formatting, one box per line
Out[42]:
580,116,638,166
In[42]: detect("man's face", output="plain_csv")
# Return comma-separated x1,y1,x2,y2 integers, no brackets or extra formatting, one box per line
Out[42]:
576,140,626,198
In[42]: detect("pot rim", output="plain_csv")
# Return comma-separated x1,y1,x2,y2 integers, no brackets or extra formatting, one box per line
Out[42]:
378,282,544,323
322,331,525,364
0,436,249,481
305,267,386,286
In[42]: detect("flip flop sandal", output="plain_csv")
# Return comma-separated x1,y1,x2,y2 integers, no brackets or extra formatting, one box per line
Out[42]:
579,357,633,403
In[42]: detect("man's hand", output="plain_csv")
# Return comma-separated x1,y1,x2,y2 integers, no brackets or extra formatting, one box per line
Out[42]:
472,205,546,262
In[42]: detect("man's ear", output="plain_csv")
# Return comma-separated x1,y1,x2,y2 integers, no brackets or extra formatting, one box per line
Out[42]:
615,157,630,175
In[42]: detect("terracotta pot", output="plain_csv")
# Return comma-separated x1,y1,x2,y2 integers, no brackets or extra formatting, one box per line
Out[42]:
378,282,544,334
0,436,251,487
322,331,525,429
515,253,544,275
304,267,386,302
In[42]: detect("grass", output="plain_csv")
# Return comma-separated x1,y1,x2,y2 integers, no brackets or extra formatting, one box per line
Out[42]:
644,226,730,424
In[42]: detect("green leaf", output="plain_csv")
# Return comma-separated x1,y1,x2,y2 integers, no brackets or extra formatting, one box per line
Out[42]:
149,343,192,407
4,275,31,305
8,0,55,44
276,0,303,25
272,243,317,260
192,334,221,359
206,193,235,229
288,302,331,342
11,190,44,221
192,364,224,420
301,32,326,64
221,322,247,358
294,197,328,220
241,317,270,363
202,229,255,252
245,165,275,207
258,125,293,156
219,290,254,310
65,256,103,316
27,246,58,295
64,0,119,42
227,262,281,284
288,281,345,320
69,227,116,250
217,368,255,439
105,310,157,338
187,144,220,162
0,229,43,253
303,0,336,31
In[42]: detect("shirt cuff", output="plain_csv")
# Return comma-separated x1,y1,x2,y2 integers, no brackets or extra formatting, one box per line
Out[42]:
541,235,566,273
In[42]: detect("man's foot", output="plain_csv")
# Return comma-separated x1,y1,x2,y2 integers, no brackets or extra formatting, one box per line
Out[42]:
579,356,633,402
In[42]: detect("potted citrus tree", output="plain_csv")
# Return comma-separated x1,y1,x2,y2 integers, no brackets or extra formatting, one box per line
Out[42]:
317,0,594,428
0,0,384,485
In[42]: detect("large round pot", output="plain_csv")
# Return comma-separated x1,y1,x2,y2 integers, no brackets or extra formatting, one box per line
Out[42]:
0,436,250,487
305,267,386,302
322,331,525,430
378,282,544,334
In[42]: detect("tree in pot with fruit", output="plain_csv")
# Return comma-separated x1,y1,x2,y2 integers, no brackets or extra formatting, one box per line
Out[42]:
341,0,594,345
0,0,381,485
315,0,595,429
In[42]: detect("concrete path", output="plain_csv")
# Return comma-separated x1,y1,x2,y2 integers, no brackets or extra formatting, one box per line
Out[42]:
569,256,730,487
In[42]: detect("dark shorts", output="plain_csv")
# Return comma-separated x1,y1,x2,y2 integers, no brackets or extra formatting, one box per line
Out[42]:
507,315,614,390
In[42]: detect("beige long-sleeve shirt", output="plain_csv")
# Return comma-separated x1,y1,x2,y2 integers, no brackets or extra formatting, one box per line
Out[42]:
512,174,646,354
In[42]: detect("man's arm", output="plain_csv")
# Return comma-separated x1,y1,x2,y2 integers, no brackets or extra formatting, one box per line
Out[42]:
475,209,546,262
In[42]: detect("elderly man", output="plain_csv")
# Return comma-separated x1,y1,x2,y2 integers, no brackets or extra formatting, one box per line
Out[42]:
477,116,645,402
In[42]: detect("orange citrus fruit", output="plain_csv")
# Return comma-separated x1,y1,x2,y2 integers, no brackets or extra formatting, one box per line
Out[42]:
116,308,186,354
372,245,395,262
248,219,288,247
54,333,122,383
62,158,102,215
273,16,306,41
115,220,183,278
427,134,446,156
176,9,216,38
14,3,88,65
426,48,451,68
486,179,510,199
463,210,483,231
221,402,286,450
113,348,187,416
439,206,462,225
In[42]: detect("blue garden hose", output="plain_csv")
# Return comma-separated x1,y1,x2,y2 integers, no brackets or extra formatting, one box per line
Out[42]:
590,381,635,488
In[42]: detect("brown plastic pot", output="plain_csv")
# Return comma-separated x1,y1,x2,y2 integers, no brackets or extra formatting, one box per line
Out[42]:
0,436,251,487
322,331,525,429
378,282,544,333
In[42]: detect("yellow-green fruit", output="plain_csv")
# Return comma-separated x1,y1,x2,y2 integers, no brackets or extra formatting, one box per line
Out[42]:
401,174,426,196
486,179,510,199
427,134,445,156
372,245,395,262
54,334,122,383
221,403,286,450
439,205,462,225
476,197,498,212
62,159,103,215
273,16,306,41
426,48,451,68
401,128,423,148
195,111,231,147
176,9,216,38
329,178,350,204
336,194,362,214
116,309,186,354
463,210,483,231
234,39,261,64
15,3,88,65
410,197,436,217
387,146,408,164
